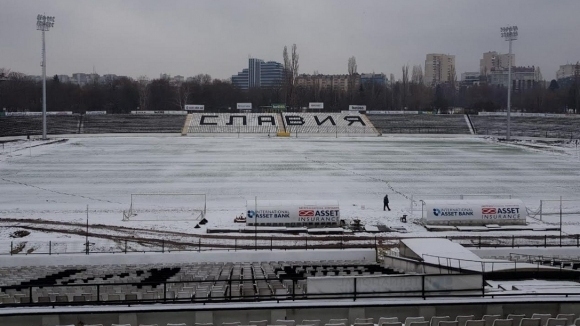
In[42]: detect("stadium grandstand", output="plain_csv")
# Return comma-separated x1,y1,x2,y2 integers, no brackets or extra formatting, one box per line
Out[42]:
2,111,580,138
3,110,580,325
469,115,580,139
366,114,471,134
1,240,580,325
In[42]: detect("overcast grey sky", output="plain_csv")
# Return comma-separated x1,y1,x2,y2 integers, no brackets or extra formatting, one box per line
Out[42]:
1,0,579,81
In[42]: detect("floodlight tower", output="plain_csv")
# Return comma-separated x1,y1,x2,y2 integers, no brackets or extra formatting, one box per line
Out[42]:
36,14,55,140
501,25,518,141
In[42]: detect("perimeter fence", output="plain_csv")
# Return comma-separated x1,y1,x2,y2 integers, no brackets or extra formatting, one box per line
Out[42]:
3,234,580,256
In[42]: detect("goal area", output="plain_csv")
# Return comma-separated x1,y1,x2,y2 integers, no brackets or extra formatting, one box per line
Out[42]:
122,193,206,221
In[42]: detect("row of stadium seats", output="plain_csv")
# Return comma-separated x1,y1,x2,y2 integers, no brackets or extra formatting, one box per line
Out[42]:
366,114,471,134
0,260,398,305
39,313,580,326
282,113,376,135
0,115,186,137
469,116,580,138
2,114,579,138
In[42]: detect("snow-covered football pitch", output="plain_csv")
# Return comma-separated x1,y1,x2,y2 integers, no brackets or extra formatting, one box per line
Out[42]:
1,135,580,251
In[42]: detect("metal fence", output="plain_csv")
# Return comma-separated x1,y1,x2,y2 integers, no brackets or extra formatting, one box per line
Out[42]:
4,234,580,256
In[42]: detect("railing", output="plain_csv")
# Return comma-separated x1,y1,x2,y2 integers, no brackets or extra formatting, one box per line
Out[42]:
421,253,580,278
4,234,580,256
0,274,483,308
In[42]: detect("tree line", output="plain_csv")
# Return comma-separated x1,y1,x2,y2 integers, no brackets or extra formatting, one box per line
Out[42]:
1,60,578,114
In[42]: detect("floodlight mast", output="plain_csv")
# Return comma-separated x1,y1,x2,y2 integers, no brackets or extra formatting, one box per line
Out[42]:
36,14,55,140
501,25,518,141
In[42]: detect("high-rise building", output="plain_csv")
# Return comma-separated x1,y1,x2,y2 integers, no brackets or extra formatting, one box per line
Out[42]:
424,54,455,86
360,73,387,86
480,51,515,76
556,63,579,88
461,72,481,86
232,58,284,90
260,61,285,88
295,74,360,92
556,63,579,80
490,66,540,90
232,69,250,90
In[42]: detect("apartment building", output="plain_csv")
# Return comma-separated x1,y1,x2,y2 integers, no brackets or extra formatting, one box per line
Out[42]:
424,53,456,86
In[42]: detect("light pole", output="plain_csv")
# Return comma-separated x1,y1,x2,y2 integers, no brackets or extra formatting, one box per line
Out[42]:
36,14,55,140
501,25,518,141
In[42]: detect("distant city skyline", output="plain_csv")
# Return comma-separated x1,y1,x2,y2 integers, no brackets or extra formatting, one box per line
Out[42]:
2,0,579,81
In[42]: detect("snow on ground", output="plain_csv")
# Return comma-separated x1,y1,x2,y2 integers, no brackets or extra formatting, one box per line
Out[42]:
1,135,580,251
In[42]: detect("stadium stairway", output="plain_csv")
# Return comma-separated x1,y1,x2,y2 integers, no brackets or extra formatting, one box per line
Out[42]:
182,114,194,135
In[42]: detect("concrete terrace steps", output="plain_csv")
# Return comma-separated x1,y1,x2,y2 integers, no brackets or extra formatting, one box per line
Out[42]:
83,115,186,134
185,112,378,136
366,114,471,134
469,115,580,138
0,115,81,137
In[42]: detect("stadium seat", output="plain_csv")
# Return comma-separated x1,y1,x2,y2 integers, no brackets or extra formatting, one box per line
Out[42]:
456,316,475,326
492,320,513,326
507,316,525,326
531,315,552,326
431,316,450,326
250,321,268,326
465,321,485,326
275,320,295,326
167,324,187,326
555,315,575,326
483,316,502,326
410,322,430,326
356,319,374,324
222,322,242,326
405,318,426,326
546,319,568,326
439,322,459,326
574,319,580,326
379,318,400,326
519,319,542,326
329,320,349,326
301,320,321,326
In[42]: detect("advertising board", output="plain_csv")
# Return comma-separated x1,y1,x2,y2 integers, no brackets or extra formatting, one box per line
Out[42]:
246,200,340,226
309,102,324,109
130,111,187,115
423,199,526,223
237,103,252,110
349,105,366,111
85,111,107,115
185,104,204,111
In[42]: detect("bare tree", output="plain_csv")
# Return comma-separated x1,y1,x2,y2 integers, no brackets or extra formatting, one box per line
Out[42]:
347,56,357,101
283,44,299,107
401,65,409,109
137,76,150,111
411,65,423,85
